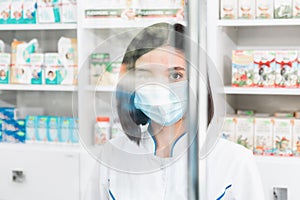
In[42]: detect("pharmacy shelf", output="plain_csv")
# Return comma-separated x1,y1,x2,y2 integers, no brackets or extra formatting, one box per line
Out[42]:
0,142,81,153
217,19,300,27
86,85,116,92
82,18,186,29
0,84,77,92
0,23,77,31
255,155,300,164
224,86,300,95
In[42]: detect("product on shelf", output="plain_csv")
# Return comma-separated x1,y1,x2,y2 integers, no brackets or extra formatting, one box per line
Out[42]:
111,120,123,139
36,116,48,143
238,0,255,19
0,119,2,142
25,115,37,143
254,117,273,155
273,118,293,156
11,39,39,84
256,0,274,19
37,0,61,23
236,109,255,116
253,51,276,87
47,116,59,143
275,50,298,87
0,53,11,84
293,0,300,17
235,117,254,150
292,119,300,156
10,0,23,24
60,0,77,23
58,37,78,85
0,0,11,24
70,118,78,144
221,116,236,142
274,0,293,18
23,0,37,24
100,62,121,86
90,53,110,85
30,53,44,84
94,116,110,145
220,0,237,19
59,117,72,143
0,40,5,53
274,111,294,118
44,53,61,84
298,51,300,86
231,50,254,87
295,111,300,118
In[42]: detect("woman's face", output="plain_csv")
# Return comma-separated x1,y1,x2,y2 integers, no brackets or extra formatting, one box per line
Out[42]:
135,46,186,84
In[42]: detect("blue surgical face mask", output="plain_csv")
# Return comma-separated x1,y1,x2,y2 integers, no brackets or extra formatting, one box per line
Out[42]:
134,80,188,126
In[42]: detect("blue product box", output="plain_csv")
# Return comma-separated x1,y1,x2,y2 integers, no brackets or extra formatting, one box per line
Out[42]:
0,107,15,120
47,116,59,143
36,116,48,142
15,119,26,143
25,116,38,142
70,118,79,143
59,117,71,143
0,119,2,142
3,119,17,143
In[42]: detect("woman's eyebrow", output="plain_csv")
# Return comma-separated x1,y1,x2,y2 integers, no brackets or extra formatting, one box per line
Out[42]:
135,68,151,72
167,66,186,71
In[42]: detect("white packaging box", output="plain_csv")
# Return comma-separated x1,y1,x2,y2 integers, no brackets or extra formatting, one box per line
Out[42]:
60,0,77,23
254,117,273,155
292,119,300,156
221,116,236,142
253,51,276,87
0,0,11,23
293,0,300,18
238,0,255,19
273,118,293,155
10,0,23,23
236,117,254,150
256,0,274,19
274,0,293,18
220,0,238,19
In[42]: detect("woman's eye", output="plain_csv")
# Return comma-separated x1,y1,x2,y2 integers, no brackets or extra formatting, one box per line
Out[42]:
169,72,183,81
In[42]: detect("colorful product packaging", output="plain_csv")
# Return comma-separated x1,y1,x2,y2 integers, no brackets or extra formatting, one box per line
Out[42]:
231,50,254,87
44,53,61,85
58,37,78,85
15,119,26,143
238,0,255,19
293,0,300,18
253,51,276,87
36,116,48,143
59,117,71,143
221,116,236,142
254,117,273,155
100,62,121,86
11,39,39,84
256,0,274,19
10,0,23,24
70,118,79,144
60,0,77,23
0,107,16,120
47,116,59,143
94,117,110,145
30,53,44,84
0,0,11,24
292,119,300,156
0,119,2,142
235,117,254,150
0,53,11,84
273,118,293,156
0,40,5,53
3,119,17,143
275,51,298,88
23,0,37,24
298,51,300,87
274,0,293,18
220,0,237,19
25,115,37,143
37,0,61,23
90,53,110,85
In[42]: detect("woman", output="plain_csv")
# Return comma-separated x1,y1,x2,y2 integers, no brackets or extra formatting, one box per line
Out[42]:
86,22,265,200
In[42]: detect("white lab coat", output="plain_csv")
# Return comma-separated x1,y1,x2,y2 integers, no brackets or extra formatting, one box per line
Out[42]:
85,132,265,200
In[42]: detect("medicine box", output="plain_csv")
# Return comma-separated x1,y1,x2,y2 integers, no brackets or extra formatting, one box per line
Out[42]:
0,107,16,120
221,116,236,142
254,117,273,155
238,0,255,19
275,51,298,88
23,0,37,24
60,0,77,23
232,50,254,87
15,119,26,143
256,0,274,19
25,115,37,143
235,117,254,150
298,51,300,87
45,53,61,85
59,117,71,143
0,0,11,24
47,116,60,143
273,118,293,155
10,0,23,24
36,116,48,143
220,0,237,19
253,51,276,87
274,0,293,18
0,119,2,142
30,53,44,84
293,0,300,18
0,53,11,84
292,119,300,156
70,118,79,144
37,0,61,23
90,53,110,85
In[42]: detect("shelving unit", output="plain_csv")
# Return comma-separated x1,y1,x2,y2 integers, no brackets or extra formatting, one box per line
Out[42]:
224,86,300,95
217,19,300,27
0,24,77,31
0,84,77,92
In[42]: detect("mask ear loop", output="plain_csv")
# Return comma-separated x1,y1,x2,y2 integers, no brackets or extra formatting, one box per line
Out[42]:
129,92,149,126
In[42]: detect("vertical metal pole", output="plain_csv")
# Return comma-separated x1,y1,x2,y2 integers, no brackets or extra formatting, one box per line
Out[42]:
186,0,201,199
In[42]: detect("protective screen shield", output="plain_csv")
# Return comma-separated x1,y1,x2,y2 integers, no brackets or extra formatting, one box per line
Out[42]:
73,23,226,200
